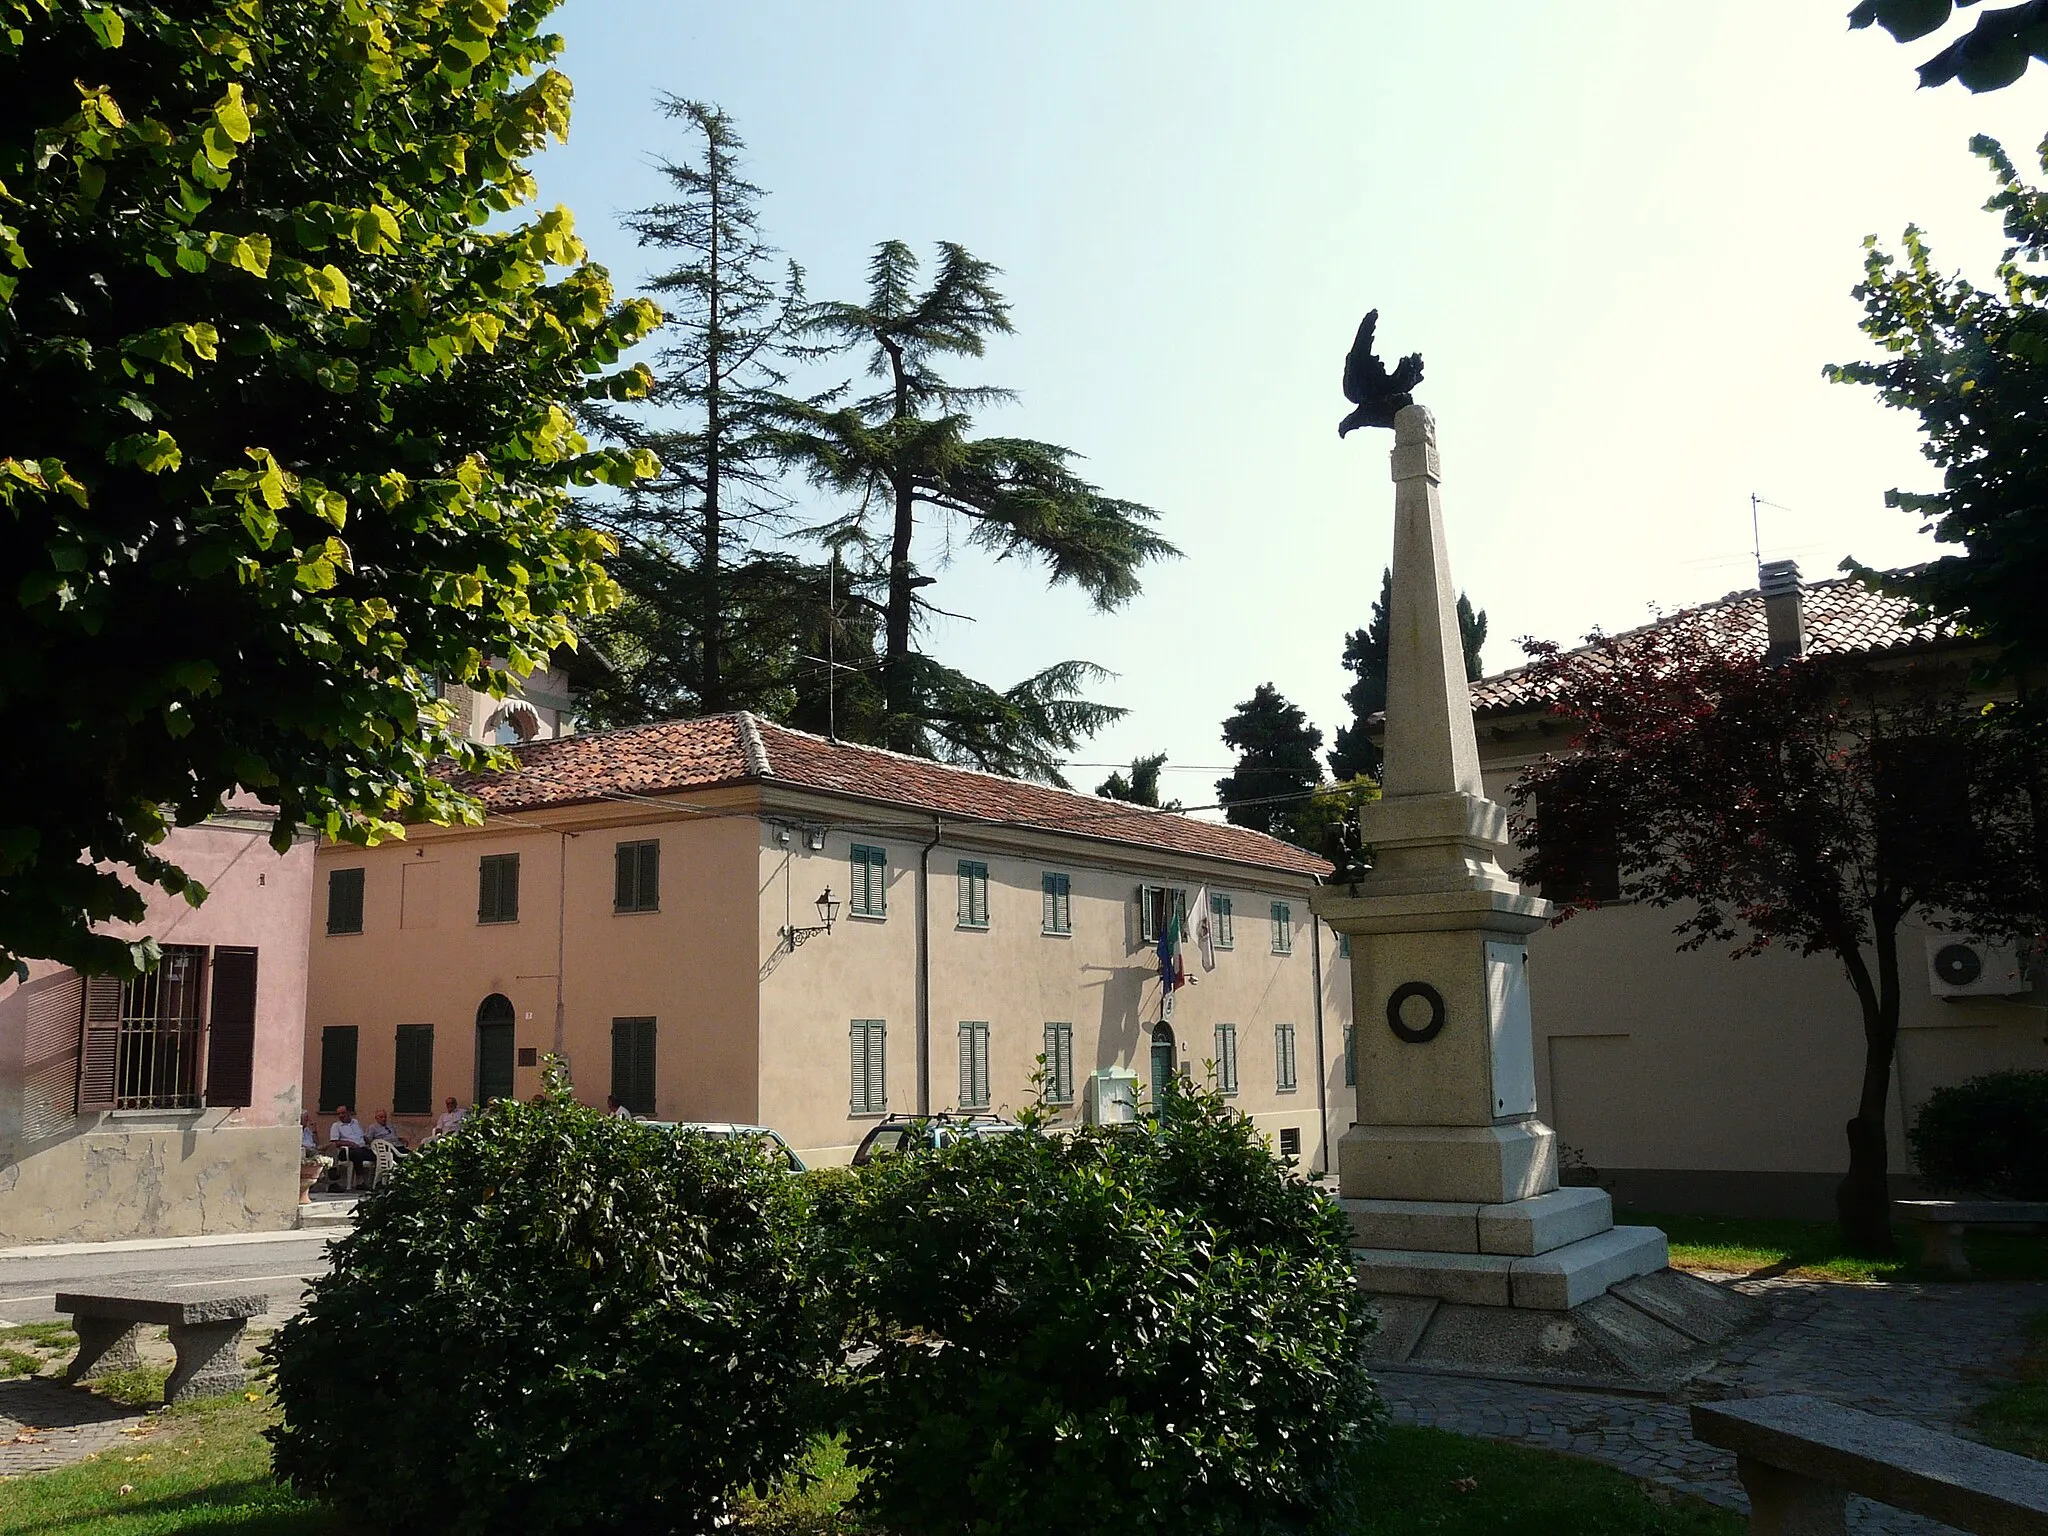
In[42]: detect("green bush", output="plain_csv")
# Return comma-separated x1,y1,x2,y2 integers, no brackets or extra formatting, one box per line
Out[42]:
820,1085,1381,1536
1909,1069,2048,1199
267,1073,830,1534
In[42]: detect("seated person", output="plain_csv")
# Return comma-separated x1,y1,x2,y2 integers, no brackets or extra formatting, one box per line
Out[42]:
300,1111,319,1156
363,1109,408,1151
605,1094,634,1119
430,1096,465,1139
327,1105,374,1176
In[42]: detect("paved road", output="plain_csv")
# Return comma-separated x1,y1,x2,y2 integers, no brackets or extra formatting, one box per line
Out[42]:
0,1231,340,1328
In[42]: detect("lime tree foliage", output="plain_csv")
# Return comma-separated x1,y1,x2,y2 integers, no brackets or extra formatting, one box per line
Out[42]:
777,240,1177,780
578,98,827,727
0,0,656,979
1849,0,2048,91
268,1075,832,1535
1328,566,1486,782
815,1082,1381,1536
1508,627,2041,1251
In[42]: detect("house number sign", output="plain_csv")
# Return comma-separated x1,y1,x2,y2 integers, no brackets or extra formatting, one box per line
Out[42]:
1385,980,1446,1044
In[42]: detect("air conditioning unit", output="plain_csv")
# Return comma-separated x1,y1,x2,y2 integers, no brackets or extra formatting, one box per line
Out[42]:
1926,937,2030,999
1085,1068,1141,1125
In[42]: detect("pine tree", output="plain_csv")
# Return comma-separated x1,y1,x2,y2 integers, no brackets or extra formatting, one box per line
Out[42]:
1216,686,1325,841
779,241,1176,778
1328,569,1488,782
1096,753,1177,809
581,99,813,723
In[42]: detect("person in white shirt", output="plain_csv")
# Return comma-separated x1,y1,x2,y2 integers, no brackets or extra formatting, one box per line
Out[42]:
327,1106,373,1178
430,1097,466,1138
300,1112,318,1155
364,1109,407,1151
605,1095,634,1119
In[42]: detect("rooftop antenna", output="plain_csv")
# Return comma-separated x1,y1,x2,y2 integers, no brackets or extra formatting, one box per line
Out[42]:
1750,493,1795,581
800,547,858,743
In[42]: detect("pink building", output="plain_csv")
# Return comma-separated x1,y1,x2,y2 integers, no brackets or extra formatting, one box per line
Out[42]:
0,807,312,1244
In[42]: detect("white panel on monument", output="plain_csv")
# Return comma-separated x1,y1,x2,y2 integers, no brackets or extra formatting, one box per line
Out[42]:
1484,941,1537,1118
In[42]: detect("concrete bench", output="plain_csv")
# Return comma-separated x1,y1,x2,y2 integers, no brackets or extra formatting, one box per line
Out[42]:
1894,1199,2048,1276
55,1287,266,1405
1691,1394,2048,1535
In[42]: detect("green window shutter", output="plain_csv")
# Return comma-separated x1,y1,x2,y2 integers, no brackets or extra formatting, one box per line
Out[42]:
1214,896,1233,948
611,1017,656,1116
1043,874,1056,931
204,947,259,1109
1276,1022,1297,1092
1343,1023,1357,1088
480,854,520,924
639,842,659,911
1138,885,1157,944
852,847,887,917
852,1022,868,1111
958,1022,989,1109
1043,1022,1073,1104
958,862,988,926
957,862,972,925
1214,1023,1238,1097
615,843,635,912
852,1020,887,1113
393,1023,435,1115
1338,932,1351,959
1270,901,1291,954
327,868,365,935
1057,875,1070,932
318,1025,358,1113
959,1023,973,1107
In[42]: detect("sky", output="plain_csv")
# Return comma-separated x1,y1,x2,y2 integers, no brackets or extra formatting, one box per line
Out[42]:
532,2,2048,798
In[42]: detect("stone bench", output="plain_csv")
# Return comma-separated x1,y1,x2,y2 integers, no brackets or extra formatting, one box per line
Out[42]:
1894,1199,2048,1277
1691,1393,2048,1534
55,1287,266,1405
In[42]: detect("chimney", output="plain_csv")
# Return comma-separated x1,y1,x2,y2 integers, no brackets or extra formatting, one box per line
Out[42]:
1759,559,1805,663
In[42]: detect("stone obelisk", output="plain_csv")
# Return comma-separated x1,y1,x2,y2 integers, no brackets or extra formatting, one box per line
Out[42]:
1313,405,1668,1332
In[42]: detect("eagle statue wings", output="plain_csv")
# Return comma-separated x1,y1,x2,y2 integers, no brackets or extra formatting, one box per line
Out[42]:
1338,310,1423,437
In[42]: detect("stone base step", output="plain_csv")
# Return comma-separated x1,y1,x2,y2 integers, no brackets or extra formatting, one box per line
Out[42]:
1354,1224,1667,1310
1342,1186,1613,1257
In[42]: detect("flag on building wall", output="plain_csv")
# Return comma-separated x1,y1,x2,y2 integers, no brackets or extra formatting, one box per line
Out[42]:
1189,886,1216,972
1155,890,1188,992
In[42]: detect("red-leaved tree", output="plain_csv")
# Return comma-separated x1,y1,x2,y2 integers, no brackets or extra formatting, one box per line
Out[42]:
1509,622,2038,1251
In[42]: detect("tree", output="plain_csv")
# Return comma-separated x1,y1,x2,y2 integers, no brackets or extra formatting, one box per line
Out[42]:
1096,752,1171,807
1329,568,1487,782
779,241,1176,778
1509,625,2039,1250
579,98,815,723
1849,0,2048,91
0,1,656,978
1217,685,1325,844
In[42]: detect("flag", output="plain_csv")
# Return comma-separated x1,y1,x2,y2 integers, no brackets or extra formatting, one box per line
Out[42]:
1189,885,1216,972
1155,890,1188,992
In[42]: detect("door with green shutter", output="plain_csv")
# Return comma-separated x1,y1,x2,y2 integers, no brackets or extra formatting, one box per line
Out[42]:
474,994,515,1104
611,1017,657,1116
393,1024,434,1115
317,1025,358,1113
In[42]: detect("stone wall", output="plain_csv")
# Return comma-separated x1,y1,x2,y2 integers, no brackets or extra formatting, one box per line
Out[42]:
0,1123,300,1245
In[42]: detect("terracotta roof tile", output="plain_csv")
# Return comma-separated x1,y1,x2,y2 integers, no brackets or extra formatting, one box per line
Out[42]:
1470,575,1964,717
454,715,1330,878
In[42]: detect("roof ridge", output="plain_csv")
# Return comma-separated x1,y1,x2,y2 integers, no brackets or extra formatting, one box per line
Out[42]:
735,712,772,778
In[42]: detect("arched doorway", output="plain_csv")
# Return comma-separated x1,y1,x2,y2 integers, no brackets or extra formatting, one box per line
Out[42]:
475,994,516,1105
1149,1022,1176,1109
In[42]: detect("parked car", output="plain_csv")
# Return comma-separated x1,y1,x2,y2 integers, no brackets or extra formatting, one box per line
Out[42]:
850,1113,1027,1167
648,1121,808,1173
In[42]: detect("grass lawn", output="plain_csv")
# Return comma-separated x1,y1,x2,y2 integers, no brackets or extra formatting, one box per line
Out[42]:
1620,1209,2048,1283
0,1394,1738,1536
1975,1310,2048,1462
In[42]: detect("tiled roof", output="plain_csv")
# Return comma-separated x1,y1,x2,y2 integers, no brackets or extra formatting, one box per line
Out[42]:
1470,575,1965,717
453,715,1331,878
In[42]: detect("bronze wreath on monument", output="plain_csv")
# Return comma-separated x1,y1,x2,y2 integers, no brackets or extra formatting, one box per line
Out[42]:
1385,980,1446,1044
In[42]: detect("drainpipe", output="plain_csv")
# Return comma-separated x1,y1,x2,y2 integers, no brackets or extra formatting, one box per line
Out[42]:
916,815,943,1115
554,830,570,1072
1310,910,1330,1178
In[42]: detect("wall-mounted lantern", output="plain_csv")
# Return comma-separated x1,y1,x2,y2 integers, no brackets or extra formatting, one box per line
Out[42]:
781,887,841,952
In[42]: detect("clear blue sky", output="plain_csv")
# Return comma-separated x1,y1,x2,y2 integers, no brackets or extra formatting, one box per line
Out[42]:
532,2,2048,794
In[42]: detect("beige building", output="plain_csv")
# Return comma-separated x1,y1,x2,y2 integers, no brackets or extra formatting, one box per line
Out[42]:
1475,572,2046,1216
306,715,1352,1169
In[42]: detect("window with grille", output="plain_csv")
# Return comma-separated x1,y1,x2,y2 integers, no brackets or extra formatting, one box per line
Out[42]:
1042,872,1071,935
1213,1022,1239,1097
958,1021,990,1109
1043,1022,1075,1104
614,840,660,913
1275,1021,1298,1092
1212,894,1234,949
1343,1023,1357,1088
850,1019,887,1113
1270,901,1292,954
957,861,990,928
611,1016,657,1116
478,853,520,924
1278,1127,1302,1162
393,1023,435,1115
327,868,365,935
76,946,211,1112
850,845,887,917
317,1024,358,1114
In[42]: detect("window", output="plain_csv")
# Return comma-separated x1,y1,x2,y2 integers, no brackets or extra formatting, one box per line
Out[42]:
1042,872,1072,935
850,845,888,918
76,946,210,1112
1278,1127,1302,1162
1137,885,1187,945
1337,932,1352,959
850,1019,887,1114
1044,1021,1075,1104
1275,1021,1298,1092
327,867,365,935
958,1021,991,1109
957,860,990,928
478,853,520,924
1343,1023,1357,1088
317,1023,358,1114
1212,894,1234,949
611,1016,657,1117
1270,901,1292,955
393,1023,435,1115
614,840,660,914
1213,1022,1239,1097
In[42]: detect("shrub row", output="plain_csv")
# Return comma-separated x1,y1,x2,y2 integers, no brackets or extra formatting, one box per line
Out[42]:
267,1076,1381,1535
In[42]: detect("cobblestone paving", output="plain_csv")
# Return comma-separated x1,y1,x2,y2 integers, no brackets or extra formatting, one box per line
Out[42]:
0,1376,147,1476
1380,1276,2048,1535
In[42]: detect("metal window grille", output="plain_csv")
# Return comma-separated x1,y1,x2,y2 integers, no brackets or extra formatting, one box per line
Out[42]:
1275,1021,1297,1092
958,1021,990,1109
113,946,208,1110
1041,872,1071,934
1278,1127,1302,1162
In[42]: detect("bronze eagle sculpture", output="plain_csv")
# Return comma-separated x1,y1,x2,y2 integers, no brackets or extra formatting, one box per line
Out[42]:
1338,310,1423,437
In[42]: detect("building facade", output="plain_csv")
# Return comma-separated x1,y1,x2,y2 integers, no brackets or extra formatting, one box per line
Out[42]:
0,807,312,1244
306,715,1352,1169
